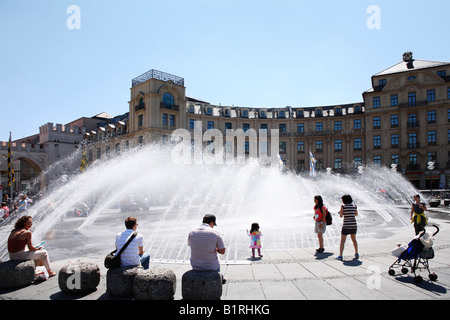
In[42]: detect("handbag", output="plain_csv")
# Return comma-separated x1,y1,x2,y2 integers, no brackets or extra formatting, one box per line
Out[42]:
104,232,137,269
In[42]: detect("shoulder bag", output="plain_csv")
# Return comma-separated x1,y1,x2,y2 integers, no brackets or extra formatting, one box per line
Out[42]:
104,232,138,269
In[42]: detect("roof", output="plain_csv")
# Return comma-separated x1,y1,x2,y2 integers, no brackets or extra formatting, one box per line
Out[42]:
374,59,450,76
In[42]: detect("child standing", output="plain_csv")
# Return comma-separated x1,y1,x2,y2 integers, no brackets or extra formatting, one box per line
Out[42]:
247,222,263,258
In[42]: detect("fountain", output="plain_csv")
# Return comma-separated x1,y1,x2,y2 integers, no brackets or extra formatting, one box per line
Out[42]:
0,141,417,263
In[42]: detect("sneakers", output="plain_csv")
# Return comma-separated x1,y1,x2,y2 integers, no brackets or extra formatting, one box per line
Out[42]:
315,248,325,253
336,253,359,260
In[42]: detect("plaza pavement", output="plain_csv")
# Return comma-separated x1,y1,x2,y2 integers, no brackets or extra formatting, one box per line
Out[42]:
1,215,450,301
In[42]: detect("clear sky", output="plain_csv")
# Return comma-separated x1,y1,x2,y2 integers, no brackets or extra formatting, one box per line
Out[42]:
0,0,449,141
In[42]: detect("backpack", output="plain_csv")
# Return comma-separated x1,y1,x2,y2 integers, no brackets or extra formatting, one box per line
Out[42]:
325,208,332,225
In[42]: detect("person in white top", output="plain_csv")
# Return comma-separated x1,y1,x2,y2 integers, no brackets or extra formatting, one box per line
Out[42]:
115,217,150,269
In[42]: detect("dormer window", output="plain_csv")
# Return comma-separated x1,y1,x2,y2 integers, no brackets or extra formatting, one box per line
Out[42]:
279,110,285,118
242,110,249,118
206,107,213,115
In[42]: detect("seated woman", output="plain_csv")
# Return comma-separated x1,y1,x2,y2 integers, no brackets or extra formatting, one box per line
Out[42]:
8,216,56,277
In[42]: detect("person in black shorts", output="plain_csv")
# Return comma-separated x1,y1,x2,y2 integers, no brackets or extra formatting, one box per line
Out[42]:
336,194,359,260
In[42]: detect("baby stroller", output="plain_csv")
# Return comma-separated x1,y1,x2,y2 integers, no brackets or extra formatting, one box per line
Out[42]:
388,225,439,283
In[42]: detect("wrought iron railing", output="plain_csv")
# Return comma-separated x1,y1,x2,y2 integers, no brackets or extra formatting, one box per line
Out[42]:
132,69,184,87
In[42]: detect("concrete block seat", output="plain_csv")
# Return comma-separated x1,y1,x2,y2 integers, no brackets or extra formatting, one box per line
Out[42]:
0,260,36,289
133,268,176,300
182,269,222,300
58,261,101,294
106,266,142,297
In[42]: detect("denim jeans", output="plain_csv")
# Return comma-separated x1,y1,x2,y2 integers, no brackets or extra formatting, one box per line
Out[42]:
139,253,150,269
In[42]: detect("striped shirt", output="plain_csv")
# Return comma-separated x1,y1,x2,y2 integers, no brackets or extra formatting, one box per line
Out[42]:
342,204,357,230
188,223,225,271
115,229,144,267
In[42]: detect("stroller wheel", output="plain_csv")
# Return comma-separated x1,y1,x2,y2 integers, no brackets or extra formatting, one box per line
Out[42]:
388,269,395,276
401,267,409,274
429,273,438,282
414,275,423,283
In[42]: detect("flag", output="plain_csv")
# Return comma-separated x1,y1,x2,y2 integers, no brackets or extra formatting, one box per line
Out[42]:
277,153,284,171
7,132,15,187
80,146,87,173
309,151,317,177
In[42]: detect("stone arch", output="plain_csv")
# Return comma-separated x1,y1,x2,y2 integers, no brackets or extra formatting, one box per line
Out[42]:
15,155,47,194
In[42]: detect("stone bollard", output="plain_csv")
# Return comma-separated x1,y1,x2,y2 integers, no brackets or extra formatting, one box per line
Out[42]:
133,268,176,300
106,266,142,297
182,270,222,300
58,261,100,294
0,260,36,289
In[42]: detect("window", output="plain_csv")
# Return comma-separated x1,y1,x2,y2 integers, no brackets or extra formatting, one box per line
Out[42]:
169,115,175,126
354,119,361,129
391,115,399,127
391,134,399,148
279,124,286,133
391,154,399,165
242,110,249,118
279,141,287,153
207,121,214,129
354,157,362,167
97,148,101,159
428,152,437,163
138,115,143,127
279,110,285,118
379,79,387,86
373,136,381,149
297,123,304,133
373,116,381,129
206,107,213,115
428,110,436,124
162,114,167,126
316,140,323,153
315,109,323,117
225,123,232,130
408,114,418,127
408,75,416,81
189,119,195,130
427,90,436,102
408,133,418,148
428,131,437,145
260,123,268,131
188,105,194,113
438,70,447,77
373,155,381,165
297,141,304,153
260,111,266,118
162,93,174,106
448,87,450,99
316,122,323,131
335,139,342,152
373,97,380,108
243,123,250,132
390,95,398,106
354,138,362,150
335,107,341,115
334,121,342,131
448,129,450,143
334,158,342,169
408,92,416,107
297,110,304,118
409,154,418,166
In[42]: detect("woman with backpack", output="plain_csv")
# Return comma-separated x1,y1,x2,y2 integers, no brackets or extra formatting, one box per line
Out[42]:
313,195,328,253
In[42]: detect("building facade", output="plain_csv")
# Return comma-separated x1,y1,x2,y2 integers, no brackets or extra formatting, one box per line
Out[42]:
85,53,450,189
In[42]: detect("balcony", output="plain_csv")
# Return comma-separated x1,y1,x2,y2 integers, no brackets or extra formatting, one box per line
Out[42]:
160,102,179,111
407,142,420,148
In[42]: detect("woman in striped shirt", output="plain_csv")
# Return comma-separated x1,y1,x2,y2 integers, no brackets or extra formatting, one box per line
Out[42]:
336,194,359,260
